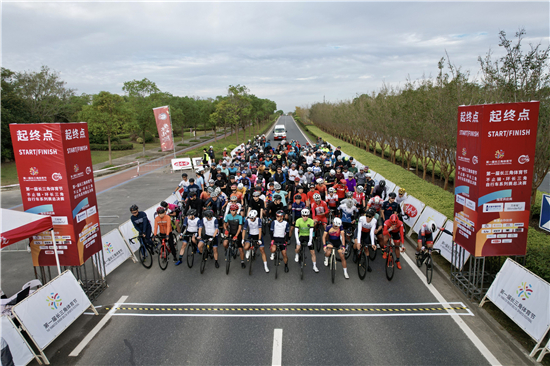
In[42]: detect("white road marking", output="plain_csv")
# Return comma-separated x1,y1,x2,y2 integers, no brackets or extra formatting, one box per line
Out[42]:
401,253,501,365
272,329,283,366
68,295,128,357
110,313,471,318
121,301,464,306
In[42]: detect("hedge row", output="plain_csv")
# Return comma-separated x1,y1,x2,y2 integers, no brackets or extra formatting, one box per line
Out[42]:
89,143,133,151
306,125,550,283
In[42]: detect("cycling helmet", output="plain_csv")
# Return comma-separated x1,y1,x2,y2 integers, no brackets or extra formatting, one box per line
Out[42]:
367,208,376,216
301,208,310,216
379,180,386,188
129,204,138,212
313,193,321,201
274,182,281,190
211,191,219,198
330,169,336,175
389,214,399,225
269,177,275,182
308,183,315,188
230,195,238,201
325,161,330,165
345,191,353,198
298,169,303,174
307,167,313,172
356,186,364,193
229,204,239,211
248,210,258,219
156,207,166,214
388,192,397,199
253,191,261,197
333,217,342,226
187,209,197,216
207,187,214,194
345,228,354,236
316,178,324,184
237,183,244,189
366,173,372,178
295,177,301,182
276,210,285,217
429,220,437,233
374,196,381,204
294,194,302,201
160,201,168,208
273,194,282,201
337,155,343,160
365,210,374,218
209,179,215,184
328,187,336,193
204,210,214,218
398,188,406,195
182,173,188,177
340,179,347,184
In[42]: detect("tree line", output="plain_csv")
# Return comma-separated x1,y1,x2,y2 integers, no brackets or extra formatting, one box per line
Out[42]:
303,29,550,205
2,68,280,164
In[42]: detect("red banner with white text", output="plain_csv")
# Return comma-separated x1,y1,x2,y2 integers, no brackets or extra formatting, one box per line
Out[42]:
153,106,174,151
9,123,102,266
453,102,539,257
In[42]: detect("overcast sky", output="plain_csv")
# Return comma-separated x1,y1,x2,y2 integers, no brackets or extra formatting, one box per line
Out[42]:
3,1,549,112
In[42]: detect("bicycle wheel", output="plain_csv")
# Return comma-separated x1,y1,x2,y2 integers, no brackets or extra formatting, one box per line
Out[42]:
357,250,367,280
200,248,208,274
416,252,423,268
225,245,231,275
331,253,336,284
426,255,434,284
344,241,351,259
316,229,322,252
158,245,168,270
369,245,377,261
275,249,280,280
385,250,395,281
248,248,254,276
300,249,304,280
187,243,195,268
139,245,153,269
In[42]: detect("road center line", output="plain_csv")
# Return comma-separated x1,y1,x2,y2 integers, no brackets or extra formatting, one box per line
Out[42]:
272,329,283,366
69,295,128,357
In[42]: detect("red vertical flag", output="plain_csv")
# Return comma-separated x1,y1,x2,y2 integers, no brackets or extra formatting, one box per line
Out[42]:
153,106,174,152
453,102,539,257
9,123,102,266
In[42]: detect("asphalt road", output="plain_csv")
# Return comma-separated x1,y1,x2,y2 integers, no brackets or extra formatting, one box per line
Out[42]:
12,115,528,366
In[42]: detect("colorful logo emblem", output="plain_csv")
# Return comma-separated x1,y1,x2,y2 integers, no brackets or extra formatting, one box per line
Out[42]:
47,292,62,310
74,164,79,173
30,167,39,176
104,242,114,254
462,148,467,156
495,150,505,159
159,113,167,120
517,282,533,300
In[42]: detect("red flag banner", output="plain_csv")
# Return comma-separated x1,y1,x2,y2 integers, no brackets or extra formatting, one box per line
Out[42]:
453,101,539,257
153,106,174,152
9,122,102,266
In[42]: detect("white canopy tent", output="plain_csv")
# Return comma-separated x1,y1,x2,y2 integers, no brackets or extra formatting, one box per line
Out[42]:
1,208,61,275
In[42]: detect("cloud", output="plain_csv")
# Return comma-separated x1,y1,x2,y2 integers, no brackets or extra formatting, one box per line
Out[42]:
2,2,549,112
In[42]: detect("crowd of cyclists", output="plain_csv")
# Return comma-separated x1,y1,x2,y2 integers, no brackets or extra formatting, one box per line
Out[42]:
130,133,441,279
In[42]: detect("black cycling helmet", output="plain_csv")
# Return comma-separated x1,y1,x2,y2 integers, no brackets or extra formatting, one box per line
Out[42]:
160,201,168,208
129,204,138,212
366,208,376,217
187,209,197,216
379,180,386,188
389,192,397,199
181,173,188,177
156,207,166,214
276,210,285,216
273,194,282,201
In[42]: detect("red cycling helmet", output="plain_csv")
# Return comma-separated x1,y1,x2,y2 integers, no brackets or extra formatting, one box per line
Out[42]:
340,179,347,184
229,204,239,211
389,214,399,225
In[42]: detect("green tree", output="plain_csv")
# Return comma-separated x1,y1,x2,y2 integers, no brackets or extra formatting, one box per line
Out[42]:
227,84,252,144
79,91,134,165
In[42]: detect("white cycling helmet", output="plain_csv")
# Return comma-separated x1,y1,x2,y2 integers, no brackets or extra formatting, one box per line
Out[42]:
356,186,364,193
307,167,313,172
237,183,243,189
374,196,381,204
328,187,336,193
248,210,258,219
428,220,437,233
366,173,372,178
313,193,321,201
316,178,324,184
330,169,336,175
274,182,281,190
333,218,342,226
301,208,310,216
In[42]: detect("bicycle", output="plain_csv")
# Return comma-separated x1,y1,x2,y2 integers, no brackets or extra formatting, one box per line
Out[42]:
327,245,339,284
200,238,215,274
130,236,154,269
184,234,198,268
298,239,307,280
357,239,373,280
416,247,441,284
384,242,400,281
273,240,286,280
247,239,261,276
225,236,238,275
344,228,354,260
314,221,324,252
155,234,171,271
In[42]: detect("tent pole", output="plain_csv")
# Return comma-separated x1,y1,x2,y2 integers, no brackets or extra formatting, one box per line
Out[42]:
50,229,61,276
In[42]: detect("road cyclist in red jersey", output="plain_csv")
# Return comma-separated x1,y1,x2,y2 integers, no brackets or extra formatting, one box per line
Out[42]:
382,214,405,270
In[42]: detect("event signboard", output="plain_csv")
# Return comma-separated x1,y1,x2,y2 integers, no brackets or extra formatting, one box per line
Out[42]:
482,259,550,343
153,106,174,152
12,271,92,350
93,229,132,277
434,220,470,270
1,316,37,366
400,195,425,228
171,158,193,171
453,102,539,257
9,123,101,266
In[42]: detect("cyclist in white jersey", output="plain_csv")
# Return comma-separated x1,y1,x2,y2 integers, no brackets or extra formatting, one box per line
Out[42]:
198,210,220,268
243,210,269,273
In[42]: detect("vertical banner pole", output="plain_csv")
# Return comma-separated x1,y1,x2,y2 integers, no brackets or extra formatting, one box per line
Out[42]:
50,229,61,276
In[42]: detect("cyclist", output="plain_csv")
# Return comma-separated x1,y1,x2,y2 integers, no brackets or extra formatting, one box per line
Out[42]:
354,209,376,272
198,210,220,268
243,210,269,273
223,204,246,269
396,187,408,204
294,208,319,273
367,195,383,213
174,172,190,198
153,207,178,262
129,204,154,251
270,210,290,273
315,178,327,200
339,193,358,230
416,220,437,257
372,179,387,200
326,187,339,218
381,192,401,221
353,185,367,213
306,183,320,208
335,179,348,204
184,191,204,221
382,213,405,270
289,194,306,239
311,193,329,233
247,190,265,219
273,182,289,208
176,209,202,266
323,217,349,279
364,173,375,198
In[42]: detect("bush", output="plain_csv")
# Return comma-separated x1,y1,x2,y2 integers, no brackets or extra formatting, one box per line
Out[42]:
136,137,144,144
144,131,154,143
525,227,550,283
200,136,211,140
118,133,130,139
189,139,200,143
89,143,133,151
89,133,106,144
177,143,189,147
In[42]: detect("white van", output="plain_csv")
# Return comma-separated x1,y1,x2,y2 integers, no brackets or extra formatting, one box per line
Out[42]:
273,124,286,140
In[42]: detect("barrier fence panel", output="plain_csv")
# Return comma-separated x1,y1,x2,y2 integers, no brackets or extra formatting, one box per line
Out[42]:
171,158,193,171
384,179,396,195
537,338,550,362
434,220,470,271
93,229,133,277
399,195,425,232
1,315,39,366
410,206,448,240
480,258,550,359
119,202,161,253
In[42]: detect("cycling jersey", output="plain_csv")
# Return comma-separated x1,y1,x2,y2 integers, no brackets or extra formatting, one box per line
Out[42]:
325,224,343,242
183,217,202,233
372,185,387,200
291,201,305,220
201,217,219,236
418,224,435,244
266,201,284,219
275,190,288,206
383,218,404,244
248,197,265,215
307,190,320,203
367,198,383,212
338,203,358,223
270,220,289,239
326,193,339,208
357,216,376,244
153,215,171,235
244,218,262,236
224,213,243,235
311,201,329,222
381,201,401,220
295,217,314,237
131,211,152,237
335,185,348,199
353,192,365,206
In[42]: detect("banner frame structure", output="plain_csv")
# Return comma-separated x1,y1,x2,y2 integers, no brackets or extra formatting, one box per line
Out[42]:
1,315,42,365
480,258,550,359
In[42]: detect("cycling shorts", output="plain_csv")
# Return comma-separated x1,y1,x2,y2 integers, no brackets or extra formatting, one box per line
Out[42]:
181,232,198,243
298,236,312,247
325,238,343,249
314,217,328,224
202,234,218,247
360,231,372,245
418,233,434,245
226,233,243,247
271,238,287,249
245,234,262,247
390,231,402,242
